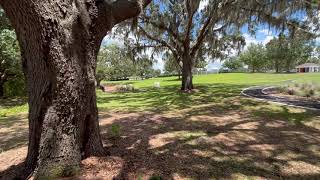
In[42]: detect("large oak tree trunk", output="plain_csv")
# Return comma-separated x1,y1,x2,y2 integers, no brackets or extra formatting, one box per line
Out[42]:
1,0,150,178
0,82,4,97
181,54,193,91
19,11,106,179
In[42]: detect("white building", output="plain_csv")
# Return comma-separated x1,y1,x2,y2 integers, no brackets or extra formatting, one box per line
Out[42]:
296,63,320,73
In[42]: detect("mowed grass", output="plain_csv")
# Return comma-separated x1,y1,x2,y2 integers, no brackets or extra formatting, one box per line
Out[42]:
1,73,320,117
1,73,320,179
97,73,320,112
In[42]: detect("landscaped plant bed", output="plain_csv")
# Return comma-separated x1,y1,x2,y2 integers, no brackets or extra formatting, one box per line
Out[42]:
101,84,138,93
273,82,320,101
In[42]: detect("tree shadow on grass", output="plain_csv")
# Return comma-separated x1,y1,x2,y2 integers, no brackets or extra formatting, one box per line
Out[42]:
99,99,320,179
162,78,180,82
97,84,248,113
0,116,28,152
1,83,320,179
0,162,25,179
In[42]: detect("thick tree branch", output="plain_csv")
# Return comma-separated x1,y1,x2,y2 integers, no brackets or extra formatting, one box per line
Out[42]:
190,16,213,57
112,0,151,24
184,12,195,45
95,0,152,39
141,15,183,44
138,25,179,59
184,0,200,44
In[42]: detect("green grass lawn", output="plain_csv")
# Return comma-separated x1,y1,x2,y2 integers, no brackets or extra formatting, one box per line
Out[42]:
97,73,320,112
1,73,320,117
1,73,320,179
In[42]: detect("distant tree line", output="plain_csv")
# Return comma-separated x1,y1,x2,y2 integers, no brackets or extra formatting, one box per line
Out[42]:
222,32,319,73
96,44,161,87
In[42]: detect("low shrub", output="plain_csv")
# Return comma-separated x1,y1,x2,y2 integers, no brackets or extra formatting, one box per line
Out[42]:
287,88,295,95
280,82,320,99
110,124,121,138
115,84,136,92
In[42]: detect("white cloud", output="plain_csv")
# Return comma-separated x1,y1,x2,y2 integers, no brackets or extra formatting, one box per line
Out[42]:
243,33,275,49
153,54,164,71
199,0,209,11
243,34,258,48
262,35,274,45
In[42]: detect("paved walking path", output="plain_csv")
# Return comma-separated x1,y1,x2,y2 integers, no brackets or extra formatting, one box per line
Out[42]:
242,86,320,110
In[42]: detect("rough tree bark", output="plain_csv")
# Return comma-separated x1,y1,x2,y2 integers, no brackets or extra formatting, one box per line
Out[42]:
181,53,193,91
0,0,151,178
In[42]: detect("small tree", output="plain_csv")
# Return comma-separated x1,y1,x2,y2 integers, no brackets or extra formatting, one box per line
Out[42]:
240,44,267,73
222,57,244,72
266,35,286,73
133,55,155,79
97,44,135,83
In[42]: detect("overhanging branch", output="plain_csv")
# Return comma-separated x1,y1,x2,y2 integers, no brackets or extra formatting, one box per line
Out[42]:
138,24,180,59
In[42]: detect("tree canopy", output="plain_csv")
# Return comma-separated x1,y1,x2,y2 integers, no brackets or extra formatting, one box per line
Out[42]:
119,0,320,90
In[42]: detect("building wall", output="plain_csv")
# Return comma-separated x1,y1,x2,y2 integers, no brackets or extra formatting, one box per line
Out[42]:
296,66,320,73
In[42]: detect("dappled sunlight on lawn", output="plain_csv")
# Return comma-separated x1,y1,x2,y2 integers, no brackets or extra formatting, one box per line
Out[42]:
0,115,28,152
95,97,320,179
1,96,320,179
1,73,320,179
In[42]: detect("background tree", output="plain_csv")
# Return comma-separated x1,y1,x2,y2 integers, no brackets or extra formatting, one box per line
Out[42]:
240,44,267,73
221,57,244,72
0,0,151,178
97,44,158,83
122,0,318,91
0,29,23,97
133,55,155,79
0,7,24,97
0,7,10,30
266,31,315,73
152,69,162,77
285,32,315,72
266,35,287,73
310,46,320,63
164,52,181,78
97,44,135,82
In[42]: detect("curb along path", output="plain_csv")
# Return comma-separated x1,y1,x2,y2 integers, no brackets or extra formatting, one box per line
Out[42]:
242,86,320,111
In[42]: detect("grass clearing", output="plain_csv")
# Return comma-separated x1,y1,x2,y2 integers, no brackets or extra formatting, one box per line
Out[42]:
1,73,320,179
97,73,320,112
1,73,319,117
